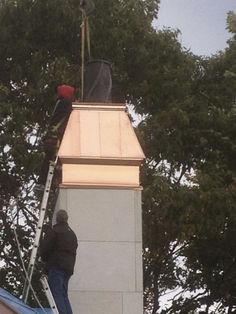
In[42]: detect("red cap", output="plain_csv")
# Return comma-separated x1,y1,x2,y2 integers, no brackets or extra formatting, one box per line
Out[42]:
57,85,75,101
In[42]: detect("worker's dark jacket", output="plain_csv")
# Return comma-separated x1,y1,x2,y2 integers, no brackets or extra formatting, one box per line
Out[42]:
49,97,72,136
38,97,72,185
40,222,78,275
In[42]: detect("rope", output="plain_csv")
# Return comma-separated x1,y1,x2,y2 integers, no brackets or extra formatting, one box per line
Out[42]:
13,226,47,313
81,13,85,100
7,199,47,313
80,7,92,100
85,16,91,59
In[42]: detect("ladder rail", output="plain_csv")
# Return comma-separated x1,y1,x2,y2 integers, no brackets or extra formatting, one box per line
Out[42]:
40,275,59,314
22,160,57,302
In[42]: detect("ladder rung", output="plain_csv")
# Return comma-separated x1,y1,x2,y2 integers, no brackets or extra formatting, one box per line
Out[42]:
40,276,59,314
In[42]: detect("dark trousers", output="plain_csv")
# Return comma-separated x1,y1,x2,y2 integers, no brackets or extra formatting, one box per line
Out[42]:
38,136,58,185
48,267,73,314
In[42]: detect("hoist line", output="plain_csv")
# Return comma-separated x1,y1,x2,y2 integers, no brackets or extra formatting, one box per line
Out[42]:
80,8,91,100
81,12,85,100
85,16,91,59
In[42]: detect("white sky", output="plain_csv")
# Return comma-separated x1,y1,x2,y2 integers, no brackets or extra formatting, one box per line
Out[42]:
155,0,236,56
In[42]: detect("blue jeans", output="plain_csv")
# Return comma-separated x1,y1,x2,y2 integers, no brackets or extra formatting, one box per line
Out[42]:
48,267,73,314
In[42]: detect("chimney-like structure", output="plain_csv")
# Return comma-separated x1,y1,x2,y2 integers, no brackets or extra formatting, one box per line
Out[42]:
55,61,145,314
58,102,144,188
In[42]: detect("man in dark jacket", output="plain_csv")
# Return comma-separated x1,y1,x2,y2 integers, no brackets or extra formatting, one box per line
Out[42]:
40,209,78,314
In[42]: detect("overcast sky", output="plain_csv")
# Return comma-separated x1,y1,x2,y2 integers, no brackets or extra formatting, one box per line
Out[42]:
155,0,236,56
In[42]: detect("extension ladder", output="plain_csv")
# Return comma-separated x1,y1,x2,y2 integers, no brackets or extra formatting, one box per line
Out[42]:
22,160,57,302
40,275,59,314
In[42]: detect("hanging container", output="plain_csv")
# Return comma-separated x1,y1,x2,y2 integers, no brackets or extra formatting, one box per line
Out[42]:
84,59,112,102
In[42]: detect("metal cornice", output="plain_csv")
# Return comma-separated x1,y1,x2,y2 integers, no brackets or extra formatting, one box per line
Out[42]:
72,102,125,111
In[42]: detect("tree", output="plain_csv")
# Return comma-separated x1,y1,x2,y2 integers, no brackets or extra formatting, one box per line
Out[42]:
1,0,236,313
0,0,161,306
139,10,236,313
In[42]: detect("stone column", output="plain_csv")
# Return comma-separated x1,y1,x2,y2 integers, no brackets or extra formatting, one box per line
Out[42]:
55,102,145,314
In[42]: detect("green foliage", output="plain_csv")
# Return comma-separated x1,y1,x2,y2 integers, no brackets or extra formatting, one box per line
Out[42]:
1,0,236,313
140,9,236,314
227,11,236,34
0,0,161,307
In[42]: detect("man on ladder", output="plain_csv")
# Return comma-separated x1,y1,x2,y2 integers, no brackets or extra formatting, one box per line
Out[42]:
40,209,78,314
35,84,75,192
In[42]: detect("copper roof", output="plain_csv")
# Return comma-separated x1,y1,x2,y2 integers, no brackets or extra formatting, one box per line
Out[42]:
58,102,145,165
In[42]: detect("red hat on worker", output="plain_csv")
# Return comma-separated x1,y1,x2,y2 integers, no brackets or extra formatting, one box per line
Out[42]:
57,85,75,101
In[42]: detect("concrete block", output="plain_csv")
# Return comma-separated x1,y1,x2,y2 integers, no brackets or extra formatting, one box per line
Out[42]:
54,187,143,313
134,191,142,242
66,189,135,242
53,189,68,225
69,291,123,314
123,292,143,314
135,242,143,292
55,188,68,210
70,241,136,292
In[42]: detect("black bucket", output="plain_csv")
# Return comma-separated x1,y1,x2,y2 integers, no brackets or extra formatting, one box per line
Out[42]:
84,59,112,102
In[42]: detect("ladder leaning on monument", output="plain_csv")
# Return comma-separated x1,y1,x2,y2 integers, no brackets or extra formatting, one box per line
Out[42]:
22,158,59,313
40,275,59,314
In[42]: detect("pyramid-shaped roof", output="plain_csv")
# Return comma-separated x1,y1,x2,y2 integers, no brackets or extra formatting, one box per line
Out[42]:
58,102,145,165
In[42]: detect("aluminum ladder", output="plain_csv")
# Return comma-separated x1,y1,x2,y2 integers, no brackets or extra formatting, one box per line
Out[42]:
22,160,57,302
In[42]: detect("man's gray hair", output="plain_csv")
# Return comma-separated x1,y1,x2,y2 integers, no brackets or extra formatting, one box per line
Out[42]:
56,209,68,223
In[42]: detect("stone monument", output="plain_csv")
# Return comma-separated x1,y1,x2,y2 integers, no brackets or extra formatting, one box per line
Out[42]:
54,60,145,313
